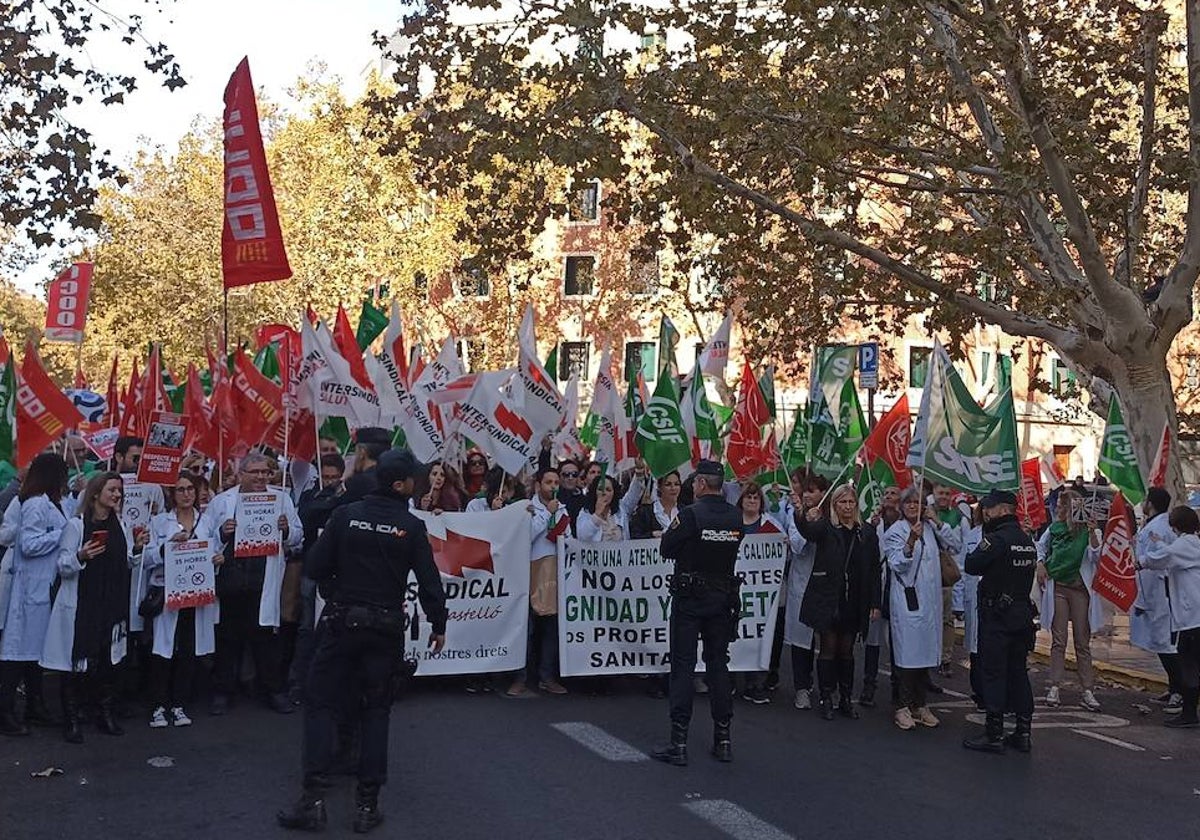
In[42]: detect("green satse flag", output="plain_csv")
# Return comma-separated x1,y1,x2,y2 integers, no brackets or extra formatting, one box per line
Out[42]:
1098,398,1146,504
0,362,15,465
810,379,867,481
857,457,899,519
356,299,389,351
635,373,691,477
780,405,808,474
813,345,859,431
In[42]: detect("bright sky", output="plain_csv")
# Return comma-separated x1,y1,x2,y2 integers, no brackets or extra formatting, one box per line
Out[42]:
15,0,403,294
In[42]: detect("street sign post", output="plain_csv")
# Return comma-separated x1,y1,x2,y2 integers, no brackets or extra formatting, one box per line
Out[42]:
859,342,878,427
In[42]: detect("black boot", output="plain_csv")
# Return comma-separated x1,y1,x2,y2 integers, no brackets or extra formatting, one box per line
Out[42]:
963,712,1006,754
97,682,124,737
0,710,28,736
837,658,859,719
1165,687,1200,728
711,719,732,762
276,790,328,832
352,783,384,834
859,645,879,707
25,694,58,727
1003,715,1033,753
0,668,27,736
816,659,835,720
651,722,689,766
61,675,84,744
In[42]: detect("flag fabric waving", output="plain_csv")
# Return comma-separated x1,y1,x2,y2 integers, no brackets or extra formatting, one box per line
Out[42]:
16,342,83,467
1098,397,1146,505
635,371,691,477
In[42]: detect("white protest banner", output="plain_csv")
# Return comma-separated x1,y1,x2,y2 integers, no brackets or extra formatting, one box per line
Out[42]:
404,504,530,675
557,533,787,676
120,476,159,531
164,538,217,610
233,491,281,558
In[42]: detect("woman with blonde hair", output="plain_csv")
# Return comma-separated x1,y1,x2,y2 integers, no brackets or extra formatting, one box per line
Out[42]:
799,484,881,720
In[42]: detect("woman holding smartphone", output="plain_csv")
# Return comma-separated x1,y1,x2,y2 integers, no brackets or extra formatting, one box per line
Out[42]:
41,472,148,743
145,470,221,729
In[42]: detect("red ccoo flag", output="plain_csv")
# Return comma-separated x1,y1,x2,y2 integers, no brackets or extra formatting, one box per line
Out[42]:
221,58,291,289
1148,421,1171,489
16,341,83,467
231,348,283,449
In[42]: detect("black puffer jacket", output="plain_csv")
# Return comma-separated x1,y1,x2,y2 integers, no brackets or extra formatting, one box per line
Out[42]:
797,515,881,636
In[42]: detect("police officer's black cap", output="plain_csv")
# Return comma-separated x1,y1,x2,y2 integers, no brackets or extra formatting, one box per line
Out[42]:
695,459,724,478
376,448,426,486
354,426,392,446
979,489,1017,508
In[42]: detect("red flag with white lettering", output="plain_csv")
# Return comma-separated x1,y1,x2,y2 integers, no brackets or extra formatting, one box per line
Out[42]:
1015,458,1047,531
1092,491,1138,612
231,349,283,449
16,341,82,467
44,262,94,343
221,58,291,289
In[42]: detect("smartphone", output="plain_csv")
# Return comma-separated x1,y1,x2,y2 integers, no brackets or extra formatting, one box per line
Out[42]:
92,530,109,546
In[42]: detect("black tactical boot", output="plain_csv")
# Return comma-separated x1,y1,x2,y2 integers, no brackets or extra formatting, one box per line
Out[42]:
651,722,689,766
276,791,328,832
352,784,384,834
25,694,59,727
1003,714,1033,753
711,719,732,762
963,712,1006,754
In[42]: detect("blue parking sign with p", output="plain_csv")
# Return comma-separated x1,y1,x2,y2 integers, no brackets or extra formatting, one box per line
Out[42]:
859,342,878,389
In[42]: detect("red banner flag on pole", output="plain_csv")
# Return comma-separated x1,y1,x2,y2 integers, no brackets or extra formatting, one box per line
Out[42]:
1148,422,1171,489
102,355,120,427
44,262,94,343
1092,491,1139,612
231,349,284,449
16,342,83,467
1015,457,1047,531
221,58,291,289
118,359,144,439
862,393,913,489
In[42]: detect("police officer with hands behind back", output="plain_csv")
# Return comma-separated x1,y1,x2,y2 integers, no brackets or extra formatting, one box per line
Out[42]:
277,448,448,834
962,489,1038,755
652,459,746,767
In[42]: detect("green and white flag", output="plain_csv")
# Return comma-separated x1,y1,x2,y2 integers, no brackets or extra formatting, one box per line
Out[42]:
780,404,808,475
1098,397,1146,504
356,298,389,351
635,372,691,477
907,342,1020,493
810,379,867,481
0,361,15,466
812,345,859,429
658,315,680,377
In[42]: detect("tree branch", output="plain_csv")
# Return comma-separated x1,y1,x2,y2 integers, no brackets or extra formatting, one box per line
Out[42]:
1115,12,1163,288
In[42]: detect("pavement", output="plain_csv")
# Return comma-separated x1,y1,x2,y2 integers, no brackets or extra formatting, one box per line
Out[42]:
1,653,1195,840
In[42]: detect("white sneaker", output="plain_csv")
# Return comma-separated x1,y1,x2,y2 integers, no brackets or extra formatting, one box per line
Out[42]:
149,706,169,728
170,706,192,727
894,708,916,730
793,689,812,710
1165,693,1184,715
1080,690,1102,712
1045,685,1061,707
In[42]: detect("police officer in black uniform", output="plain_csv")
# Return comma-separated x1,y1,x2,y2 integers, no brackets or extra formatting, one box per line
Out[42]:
962,489,1038,754
652,459,746,767
277,449,448,833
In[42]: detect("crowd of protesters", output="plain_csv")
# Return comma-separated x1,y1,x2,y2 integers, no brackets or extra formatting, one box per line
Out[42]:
2,429,1199,745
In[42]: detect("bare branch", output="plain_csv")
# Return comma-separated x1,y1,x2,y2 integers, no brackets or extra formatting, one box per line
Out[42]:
1115,12,1163,288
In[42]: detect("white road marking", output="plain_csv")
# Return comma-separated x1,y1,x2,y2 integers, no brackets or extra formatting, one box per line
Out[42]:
1071,729,1146,752
681,799,796,840
940,687,970,699
965,710,1130,729
549,722,648,762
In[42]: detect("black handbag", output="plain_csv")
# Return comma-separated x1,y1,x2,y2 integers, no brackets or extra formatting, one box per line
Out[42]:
138,585,165,619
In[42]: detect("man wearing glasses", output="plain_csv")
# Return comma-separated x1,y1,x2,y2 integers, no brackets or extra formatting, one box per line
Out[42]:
556,458,587,531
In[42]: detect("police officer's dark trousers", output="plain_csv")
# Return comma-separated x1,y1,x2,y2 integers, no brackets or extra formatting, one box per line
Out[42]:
669,589,733,727
302,615,395,792
978,608,1034,719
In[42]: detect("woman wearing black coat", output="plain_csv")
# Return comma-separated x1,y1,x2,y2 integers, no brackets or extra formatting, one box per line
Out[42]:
798,484,882,720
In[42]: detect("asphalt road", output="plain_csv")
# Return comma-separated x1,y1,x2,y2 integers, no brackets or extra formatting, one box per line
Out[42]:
1,657,1196,840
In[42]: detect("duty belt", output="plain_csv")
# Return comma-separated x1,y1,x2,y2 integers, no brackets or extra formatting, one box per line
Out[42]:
674,571,739,594
980,594,1016,611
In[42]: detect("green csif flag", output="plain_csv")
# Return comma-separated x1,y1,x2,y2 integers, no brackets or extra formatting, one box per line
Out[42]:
658,315,680,377
1098,397,1146,504
0,361,15,466
635,372,692,477
810,379,867,482
356,298,389,351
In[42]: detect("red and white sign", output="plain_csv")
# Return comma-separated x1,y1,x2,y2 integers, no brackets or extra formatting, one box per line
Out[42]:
233,491,281,558
221,58,291,289
1092,491,1139,612
136,411,191,485
164,538,217,610
82,426,120,461
44,262,94,343
1015,458,1047,531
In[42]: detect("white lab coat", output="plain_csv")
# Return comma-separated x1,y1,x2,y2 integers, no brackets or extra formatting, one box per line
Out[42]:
778,503,815,651
145,510,220,659
198,487,302,628
1132,511,1177,653
0,495,68,662
576,510,629,542
931,501,969,611
1035,526,1106,633
1143,533,1200,633
884,519,950,669
621,475,680,536
0,497,21,631
40,517,140,673
962,525,983,654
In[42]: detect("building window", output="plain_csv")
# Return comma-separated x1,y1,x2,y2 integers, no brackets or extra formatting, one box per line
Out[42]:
1050,357,1076,397
567,181,600,223
629,254,659,297
564,255,596,297
624,341,657,384
977,273,996,302
559,341,590,381
1186,354,1200,389
457,259,490,298
908,346,932,389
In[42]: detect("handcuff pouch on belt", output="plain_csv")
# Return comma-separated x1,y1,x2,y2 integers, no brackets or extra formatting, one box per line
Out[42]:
342,604,406,638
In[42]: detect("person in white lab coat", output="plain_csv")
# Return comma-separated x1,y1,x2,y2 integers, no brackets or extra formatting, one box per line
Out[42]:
1139,505,1200,727
1134,488,1183,710
884,486,952,731
783,472,824,711
962,506,984,707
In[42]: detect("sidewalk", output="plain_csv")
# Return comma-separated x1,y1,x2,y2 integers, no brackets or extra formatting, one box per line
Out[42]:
1030,615,1167,692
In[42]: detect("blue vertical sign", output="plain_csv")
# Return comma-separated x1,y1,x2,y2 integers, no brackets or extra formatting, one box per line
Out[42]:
859,342,879,389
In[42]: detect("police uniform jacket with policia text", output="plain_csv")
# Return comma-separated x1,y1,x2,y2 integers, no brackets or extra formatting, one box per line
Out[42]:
659,495,744,580
964,513,1037,624
304,488,447,634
